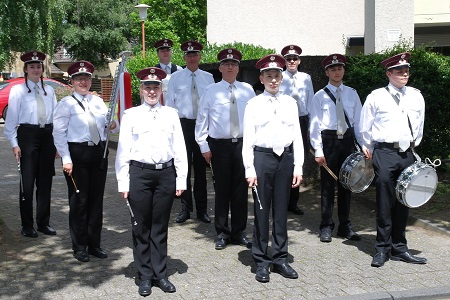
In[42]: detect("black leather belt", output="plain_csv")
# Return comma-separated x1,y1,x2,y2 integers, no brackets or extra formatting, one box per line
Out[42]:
321,129,354,139
130,159,174,170
180,118,196,123
19,123,53,129
376,142,413,151
208,137,243,143
68,141,103,147
254,145,292,153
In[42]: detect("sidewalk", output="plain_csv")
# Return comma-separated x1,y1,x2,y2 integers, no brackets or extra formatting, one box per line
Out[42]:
1,126,450,300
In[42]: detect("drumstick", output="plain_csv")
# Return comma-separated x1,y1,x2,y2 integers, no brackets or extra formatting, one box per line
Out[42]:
309,149,338,181
70,175,80,193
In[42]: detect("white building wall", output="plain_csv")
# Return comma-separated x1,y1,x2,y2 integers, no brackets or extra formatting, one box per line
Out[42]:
365,0,414,54
207,0,365,55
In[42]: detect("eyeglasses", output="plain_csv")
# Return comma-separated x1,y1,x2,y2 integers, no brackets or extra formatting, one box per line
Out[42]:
285,57,299,62
73,77,92,83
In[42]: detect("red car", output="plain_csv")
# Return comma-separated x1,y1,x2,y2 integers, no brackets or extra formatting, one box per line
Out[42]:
0,78,71,121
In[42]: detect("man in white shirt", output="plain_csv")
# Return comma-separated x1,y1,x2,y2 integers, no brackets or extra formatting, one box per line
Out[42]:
166,40,215,224
195,48,255,250
360,52,427,268
280,44,314,216
309,54,363,243
242,54,304,283
153,39,183,103
115,67,188,296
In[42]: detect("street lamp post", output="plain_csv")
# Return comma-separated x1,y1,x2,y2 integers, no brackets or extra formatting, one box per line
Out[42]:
135,4,150,58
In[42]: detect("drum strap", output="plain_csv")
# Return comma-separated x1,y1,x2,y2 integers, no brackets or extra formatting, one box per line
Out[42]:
323,87,351,128
384,87,414,141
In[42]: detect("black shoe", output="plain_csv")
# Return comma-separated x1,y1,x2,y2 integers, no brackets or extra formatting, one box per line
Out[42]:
319,227,332,243
176,211,190,223
371,252,388,267
390,251,427,264
288,206,305,215
138,279,152,297
88,247,108,259
197,212,211,223
152,278,176,293
255,266,270,283
271,263,298,279
73,250,90,262
337,229,361,241
21,227,38,238
230,236,252,248
37,225,56,235
215,238,229,250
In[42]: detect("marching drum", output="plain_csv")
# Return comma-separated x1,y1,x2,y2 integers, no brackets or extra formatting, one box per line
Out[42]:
339,152,375,193
396,162,438,208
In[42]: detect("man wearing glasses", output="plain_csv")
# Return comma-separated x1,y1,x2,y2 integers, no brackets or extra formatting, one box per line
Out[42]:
280,44,314,216
166,41,214,224
195,48,255,250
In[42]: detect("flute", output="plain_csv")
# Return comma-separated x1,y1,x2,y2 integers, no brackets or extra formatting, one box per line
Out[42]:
18,162,25,201
253,185,263,210
126,200,137,225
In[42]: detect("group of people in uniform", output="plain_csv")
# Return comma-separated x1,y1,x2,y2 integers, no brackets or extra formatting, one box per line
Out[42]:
3,41,427,297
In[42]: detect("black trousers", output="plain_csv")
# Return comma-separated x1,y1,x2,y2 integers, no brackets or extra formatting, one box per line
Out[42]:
209,138,248,239
65,143,107,251
17,125,55,229
252,148,293,267
289,116,309,208
320,134,355,232
128,164,176,280
372,146,414,254
179,119,207,214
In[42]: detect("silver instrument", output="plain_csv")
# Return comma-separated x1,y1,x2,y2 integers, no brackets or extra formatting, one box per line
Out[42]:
18,162,25,201
101,51,132,168
339,152,375,193
396,151,440,208
253,185,263,210
126,200,137,225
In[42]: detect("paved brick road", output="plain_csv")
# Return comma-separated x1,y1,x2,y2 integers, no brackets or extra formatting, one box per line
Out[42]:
1,125,450,300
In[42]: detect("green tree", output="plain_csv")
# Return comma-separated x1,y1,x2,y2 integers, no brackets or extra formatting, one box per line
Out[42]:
0,0,65,69
130,0,207,55
60,0,134,69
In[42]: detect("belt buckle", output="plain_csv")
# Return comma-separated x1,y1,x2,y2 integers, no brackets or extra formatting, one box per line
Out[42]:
231,138,238,143
393,142,399,149
155,164,163,170
39,124,45,128
87,141,95,146
337,134,343,140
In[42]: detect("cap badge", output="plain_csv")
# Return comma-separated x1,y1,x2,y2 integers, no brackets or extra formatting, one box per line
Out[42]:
187,45,194,51
270,56,275,61
228,49,232,53
150,69,155,73
163,42,168,47
80,62,85,67
164,39,168,42
332,58,339,64
147,74,157,80
288,50,295,54
31,52,39,61
268,62,278,67
227,54,233,59
290,45,294,49
79,67,87,72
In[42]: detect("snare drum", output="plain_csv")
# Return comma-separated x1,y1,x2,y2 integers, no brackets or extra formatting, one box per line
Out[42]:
339,152,375,193
396,162,438,208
